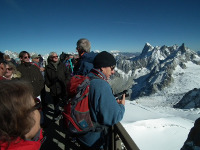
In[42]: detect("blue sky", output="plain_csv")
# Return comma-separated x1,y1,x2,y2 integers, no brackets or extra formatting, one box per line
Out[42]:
0,0,200,55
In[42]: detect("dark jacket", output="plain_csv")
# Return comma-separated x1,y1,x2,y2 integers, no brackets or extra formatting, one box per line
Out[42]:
73,51,97,75
17,62,44,98
77,69,125,148
45,61,70,97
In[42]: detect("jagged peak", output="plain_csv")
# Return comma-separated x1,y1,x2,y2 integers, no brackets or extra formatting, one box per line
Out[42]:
145,42,152,47
160,45,167,50
179,43,186,50
141,43,154,55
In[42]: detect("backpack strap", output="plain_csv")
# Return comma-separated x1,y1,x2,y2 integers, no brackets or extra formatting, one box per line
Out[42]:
86,73,109,133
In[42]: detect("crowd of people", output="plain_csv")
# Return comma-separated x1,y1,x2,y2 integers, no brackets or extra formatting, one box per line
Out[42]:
0,38,125,150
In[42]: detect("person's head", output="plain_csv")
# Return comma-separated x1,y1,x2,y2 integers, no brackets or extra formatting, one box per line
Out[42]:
65,54,70,60
19,51,30,63
76,38,91,54
0,59,7,77
31,54,40,63
69,54,74,59
0,80,41,142
3,55,11,61
93,51,116,80
4,62,16,79
0,52,4,60
49,52,59,63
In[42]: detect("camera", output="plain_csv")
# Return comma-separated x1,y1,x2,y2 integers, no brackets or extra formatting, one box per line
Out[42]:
114,90,130,100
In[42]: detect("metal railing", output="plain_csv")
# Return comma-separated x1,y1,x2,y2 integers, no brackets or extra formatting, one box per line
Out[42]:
110,122,140,150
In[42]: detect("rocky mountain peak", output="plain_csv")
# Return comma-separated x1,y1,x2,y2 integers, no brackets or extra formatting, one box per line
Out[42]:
141,42,154,56
112,43,200,100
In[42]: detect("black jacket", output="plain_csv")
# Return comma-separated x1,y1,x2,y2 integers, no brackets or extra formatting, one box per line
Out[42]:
17,62,44,98
45,61,70,97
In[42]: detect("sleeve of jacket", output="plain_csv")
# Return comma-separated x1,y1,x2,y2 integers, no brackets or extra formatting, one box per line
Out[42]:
44,66,52,88
33,65,44,97
89,79,125,126
64,65,71,85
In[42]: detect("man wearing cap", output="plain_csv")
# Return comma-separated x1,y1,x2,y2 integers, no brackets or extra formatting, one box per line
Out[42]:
31,54,45,76
31,54,46,111
77,51,125,150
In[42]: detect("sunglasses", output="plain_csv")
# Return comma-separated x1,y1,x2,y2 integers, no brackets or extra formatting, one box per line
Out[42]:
110,66,115,71
52,56,58,59
23,56,30,59
6,68,13,71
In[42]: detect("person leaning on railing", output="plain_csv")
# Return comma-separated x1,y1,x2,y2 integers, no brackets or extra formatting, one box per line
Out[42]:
76,51,125,150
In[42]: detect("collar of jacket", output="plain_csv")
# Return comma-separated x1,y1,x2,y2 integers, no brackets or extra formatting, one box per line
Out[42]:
22,62,32,67
80,51,86,57
90,68,107,81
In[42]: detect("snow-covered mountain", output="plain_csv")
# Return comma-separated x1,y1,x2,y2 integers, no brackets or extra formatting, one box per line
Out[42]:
110,43,200,104
174,88,200,109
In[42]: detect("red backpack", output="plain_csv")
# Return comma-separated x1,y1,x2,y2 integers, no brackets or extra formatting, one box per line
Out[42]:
62,75,96,134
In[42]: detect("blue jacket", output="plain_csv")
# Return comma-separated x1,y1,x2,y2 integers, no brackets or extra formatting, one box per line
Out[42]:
74,52,97,75
77,69,125,148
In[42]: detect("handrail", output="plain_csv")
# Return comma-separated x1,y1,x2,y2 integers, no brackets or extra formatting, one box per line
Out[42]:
111,122,140,150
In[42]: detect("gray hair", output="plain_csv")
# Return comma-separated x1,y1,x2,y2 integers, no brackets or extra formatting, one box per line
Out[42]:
49,52,57,57
76,38,91,53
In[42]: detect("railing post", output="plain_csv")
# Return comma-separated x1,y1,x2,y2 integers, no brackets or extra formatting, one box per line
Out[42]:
111,125,115,150
114,133,122,150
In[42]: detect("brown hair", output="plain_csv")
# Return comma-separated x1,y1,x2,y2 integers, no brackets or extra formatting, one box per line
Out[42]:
19,51,30,59
0,80,35,143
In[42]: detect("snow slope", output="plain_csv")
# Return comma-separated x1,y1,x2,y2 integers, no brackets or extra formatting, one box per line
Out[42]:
121,61,200,150
121,101,199,150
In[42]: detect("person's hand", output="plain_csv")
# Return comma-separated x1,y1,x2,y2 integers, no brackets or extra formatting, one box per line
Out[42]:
116,94,125,105
40,67,45,71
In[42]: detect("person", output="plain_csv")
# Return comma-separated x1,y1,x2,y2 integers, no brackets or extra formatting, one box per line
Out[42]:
63,54,75,76
0,58,7,80
38,54,44,67
45,52,71,120
31,54,47,118
0,80,44,150
59,52,67,63
181,117,200,150
3,54,18,66
17,51,44,98
4,62,21,80
76,51,125,150
73,38,97,75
